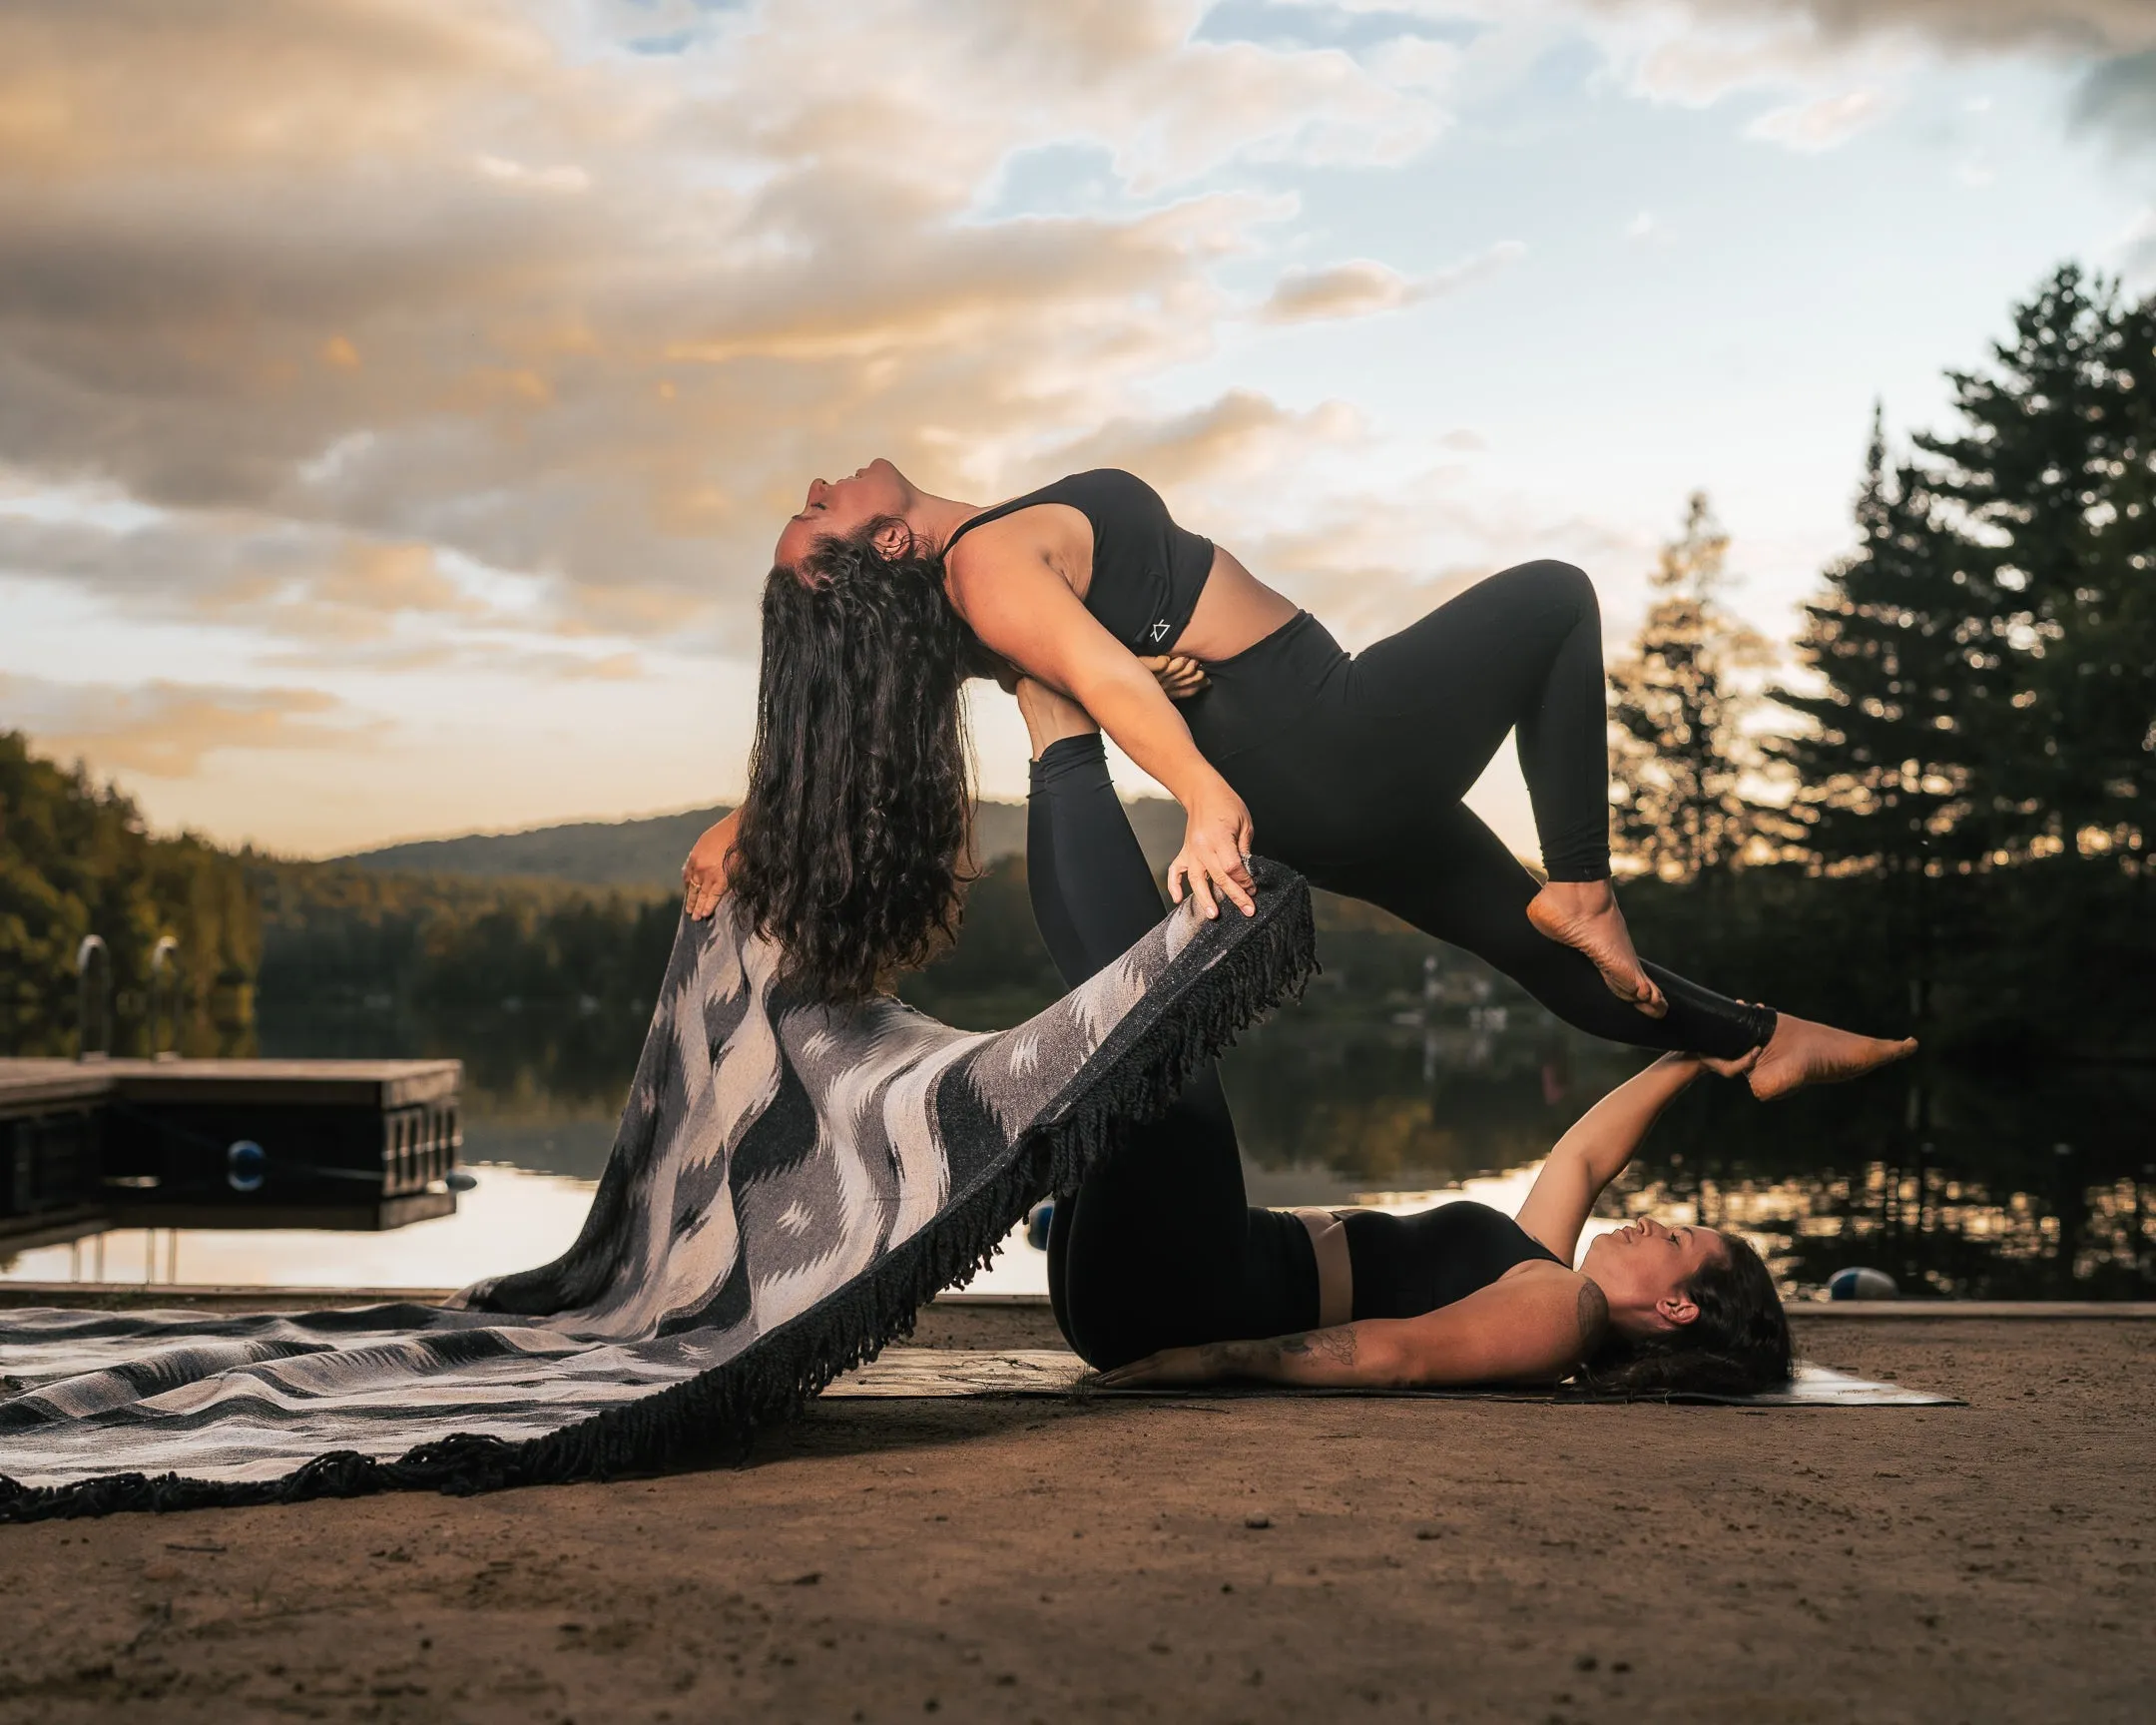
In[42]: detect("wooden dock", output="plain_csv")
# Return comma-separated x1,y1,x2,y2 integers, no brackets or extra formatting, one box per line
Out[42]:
0,1056,462,1246
0,1058,459,1110
0,1060,113,1110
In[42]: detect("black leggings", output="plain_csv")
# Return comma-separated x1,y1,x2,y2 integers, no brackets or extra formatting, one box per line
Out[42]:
1181,561,1775,1059
1031,736,1314,1370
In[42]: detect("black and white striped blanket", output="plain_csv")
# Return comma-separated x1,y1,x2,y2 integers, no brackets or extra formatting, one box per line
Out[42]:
0,863,1313,1520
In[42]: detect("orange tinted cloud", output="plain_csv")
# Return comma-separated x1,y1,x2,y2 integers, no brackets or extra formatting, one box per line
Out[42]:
1257,242,1525,323
1042,390,1362,494
3,673,356,778
0,2,1568,847
0,0,1450,650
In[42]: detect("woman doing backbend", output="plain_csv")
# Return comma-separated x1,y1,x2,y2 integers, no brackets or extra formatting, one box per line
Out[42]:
685,458,1914,1096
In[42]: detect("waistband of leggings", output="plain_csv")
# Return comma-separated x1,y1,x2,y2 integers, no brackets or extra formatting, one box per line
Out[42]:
1027,730,1110,795
1199,608,1343,680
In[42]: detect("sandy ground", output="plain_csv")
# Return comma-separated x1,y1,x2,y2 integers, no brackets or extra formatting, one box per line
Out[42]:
1,1312,2150,1724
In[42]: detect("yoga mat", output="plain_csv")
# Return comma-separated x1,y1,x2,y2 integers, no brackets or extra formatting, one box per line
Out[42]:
820,1350,1964,1408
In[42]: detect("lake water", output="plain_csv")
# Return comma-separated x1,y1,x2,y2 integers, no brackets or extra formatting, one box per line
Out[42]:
7,980,2150,1301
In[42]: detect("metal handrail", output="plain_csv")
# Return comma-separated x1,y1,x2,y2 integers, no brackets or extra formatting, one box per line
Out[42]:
149,935,182,1058
75,934,112,1062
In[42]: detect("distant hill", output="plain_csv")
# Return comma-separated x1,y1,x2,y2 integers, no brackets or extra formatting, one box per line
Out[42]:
336,797,1190,890
339,807,734,890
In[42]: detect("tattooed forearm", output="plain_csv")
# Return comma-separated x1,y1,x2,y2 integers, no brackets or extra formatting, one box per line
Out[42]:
1279,1328,1358,1368
1575,1278,1610,1354
1194,1327,1360,1383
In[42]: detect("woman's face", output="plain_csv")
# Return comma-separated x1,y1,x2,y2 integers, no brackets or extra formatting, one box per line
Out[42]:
1580,1216,1727,1336
773,458,912,569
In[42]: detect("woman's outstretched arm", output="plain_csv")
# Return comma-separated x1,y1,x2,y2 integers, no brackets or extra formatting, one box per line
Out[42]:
1512,1047,1757,1263
1095,1262,1603,1390
947,545,1256,918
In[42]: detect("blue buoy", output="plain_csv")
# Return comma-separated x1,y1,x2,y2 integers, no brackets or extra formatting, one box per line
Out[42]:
1025,1200,1053,1252
1829,1266,1898,1301
226,1139,267,1194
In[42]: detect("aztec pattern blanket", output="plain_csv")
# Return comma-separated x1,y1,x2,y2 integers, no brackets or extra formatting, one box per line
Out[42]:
0,862,1314,1521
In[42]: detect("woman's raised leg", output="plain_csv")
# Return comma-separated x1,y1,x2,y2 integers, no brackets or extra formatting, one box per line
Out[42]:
1023,703,1311,1367
1196,563,1915,1088
1347,558,1667,1010
1326,801,1775,1058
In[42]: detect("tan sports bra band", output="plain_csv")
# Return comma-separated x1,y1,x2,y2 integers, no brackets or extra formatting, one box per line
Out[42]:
1290,1207,1353,1330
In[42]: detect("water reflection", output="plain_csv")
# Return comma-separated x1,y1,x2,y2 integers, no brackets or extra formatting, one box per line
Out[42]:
1223,994,2155,1300
1630,1062,2156,1300
93,983,2150,1302
0,1165,599,1292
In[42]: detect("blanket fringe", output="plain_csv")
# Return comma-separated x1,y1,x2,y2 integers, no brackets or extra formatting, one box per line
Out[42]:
0,869,1317,1522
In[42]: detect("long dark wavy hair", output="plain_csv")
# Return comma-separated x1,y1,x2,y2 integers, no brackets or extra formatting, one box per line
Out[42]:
730,517,972,1002
1577,1232,1793,1399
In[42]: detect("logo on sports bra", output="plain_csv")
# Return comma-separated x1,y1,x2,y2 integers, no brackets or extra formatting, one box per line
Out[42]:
1149,619,1170,643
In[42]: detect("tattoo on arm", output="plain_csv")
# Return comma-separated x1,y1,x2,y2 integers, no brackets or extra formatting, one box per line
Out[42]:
1194,1329,1359,1382
1575,1279,1610,1356
1278,1328,1357,1369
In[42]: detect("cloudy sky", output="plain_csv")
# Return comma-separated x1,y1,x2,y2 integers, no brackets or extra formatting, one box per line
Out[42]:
3,0,2152,859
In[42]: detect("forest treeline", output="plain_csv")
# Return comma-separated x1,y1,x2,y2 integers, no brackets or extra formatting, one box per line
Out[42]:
0,733,258,1057
1607,263,2152,1059
2,264,2148,1061
0,732,687,1055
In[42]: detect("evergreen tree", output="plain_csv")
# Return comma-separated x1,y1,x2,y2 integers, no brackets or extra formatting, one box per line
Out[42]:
1915,264,2148,862
2064,288,2156,867
1607,493,1787,880
1773,408,1996,875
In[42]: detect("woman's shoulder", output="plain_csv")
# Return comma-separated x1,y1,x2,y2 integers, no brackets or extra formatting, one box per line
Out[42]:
1494,1254,1585,1290
1494,1258,1607,1349
1483,1258,1609,1366
943,470,1159,570
1080,466,1164,494
1384,1258,1603,1387
969,469,1158,523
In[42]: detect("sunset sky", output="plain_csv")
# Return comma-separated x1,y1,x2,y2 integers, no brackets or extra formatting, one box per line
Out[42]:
3,1,2153,860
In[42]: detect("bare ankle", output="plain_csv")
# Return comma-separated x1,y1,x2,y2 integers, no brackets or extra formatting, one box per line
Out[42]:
1536,877,1616,914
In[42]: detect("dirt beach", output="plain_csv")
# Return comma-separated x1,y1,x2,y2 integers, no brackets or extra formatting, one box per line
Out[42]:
1,1311,2150,1723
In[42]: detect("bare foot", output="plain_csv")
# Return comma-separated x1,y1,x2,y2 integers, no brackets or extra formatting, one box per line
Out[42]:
1525,880,1668,1018
1749,1013,1918,1101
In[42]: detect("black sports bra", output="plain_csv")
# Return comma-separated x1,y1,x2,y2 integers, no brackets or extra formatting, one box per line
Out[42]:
1339,1201,1564,1323
941,469,1216,654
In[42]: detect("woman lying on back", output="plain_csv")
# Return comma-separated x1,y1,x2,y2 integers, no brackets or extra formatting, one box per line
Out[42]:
1092,1044,1788,1395
1009,677,1790,1397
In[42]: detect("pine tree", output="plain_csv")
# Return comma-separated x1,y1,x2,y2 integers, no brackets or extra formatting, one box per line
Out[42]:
1915,264,2144,862
1608,493,1786,880
1772,408,1996,875
2060,288,2156,867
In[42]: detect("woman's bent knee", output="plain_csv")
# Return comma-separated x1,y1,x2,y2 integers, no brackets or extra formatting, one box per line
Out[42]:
1496,558,1597,617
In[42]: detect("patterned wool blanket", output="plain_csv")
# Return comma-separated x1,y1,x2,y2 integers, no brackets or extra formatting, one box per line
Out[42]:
0,863,1314,1521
